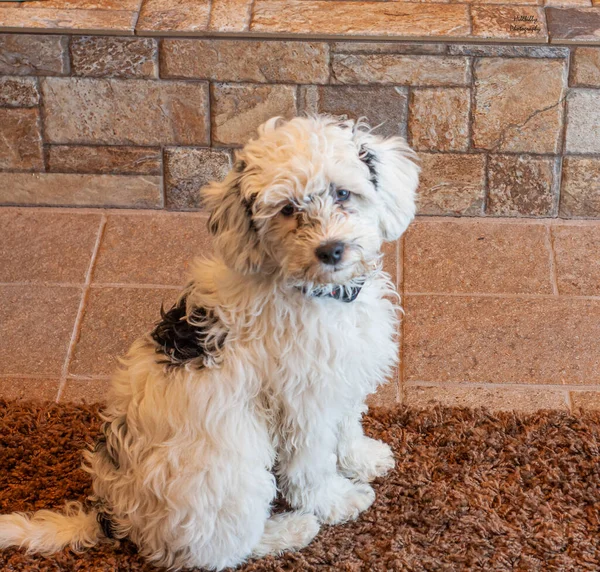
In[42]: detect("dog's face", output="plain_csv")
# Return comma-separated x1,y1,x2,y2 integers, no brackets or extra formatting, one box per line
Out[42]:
203,116,419,288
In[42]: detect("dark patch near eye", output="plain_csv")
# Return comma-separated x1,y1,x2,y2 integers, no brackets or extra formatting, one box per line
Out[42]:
241,192,258,231
208,213,220,235
151,296,227,368
359,146,378,190
234,160,247,173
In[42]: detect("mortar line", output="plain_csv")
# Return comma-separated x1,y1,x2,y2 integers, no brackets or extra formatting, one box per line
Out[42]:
67,374,113,381
406,380,600,392
545,222,560,296
327,40,334,85
399,233,407,405
0,205,210,218
404,86,412,146
132,0,144,36
404,291,600,300
467,56,476,152
90,282,183,290
55,215,107,402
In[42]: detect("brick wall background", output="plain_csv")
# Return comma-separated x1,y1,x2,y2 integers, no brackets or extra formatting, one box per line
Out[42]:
0,34,599,217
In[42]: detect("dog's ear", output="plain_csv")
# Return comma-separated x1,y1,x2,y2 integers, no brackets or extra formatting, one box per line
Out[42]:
355,130,419,242
201,160,265,274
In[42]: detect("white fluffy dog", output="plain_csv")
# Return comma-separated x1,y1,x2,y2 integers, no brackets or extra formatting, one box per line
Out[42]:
0,115,418,570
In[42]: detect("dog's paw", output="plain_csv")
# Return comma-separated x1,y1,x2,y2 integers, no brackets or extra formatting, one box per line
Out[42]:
314,477,375,525
284,513,321,548
339,437,395,482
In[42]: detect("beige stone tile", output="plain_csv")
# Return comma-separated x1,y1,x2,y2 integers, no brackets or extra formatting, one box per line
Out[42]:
300,85,408,139
0,285,81,376
559,156,600,217
42,77,209,146
552,223,600,296
367,380,400,409
448,44,569,57
0,108,43,171
0,210,101,283
404,295,600,385
0,76,39,107
161,39,329,84
136,0,210,34
69,286,178,376
546,7,600,43
416,153,486,216
570,47,600,86
331,42,447,55
164,147,231,210
23,0,140,9
211,83,297,146
0,7,137,35
472,57,566,153
0,378,60,401
487,155,559,217
251,1,470,39
405,385,569,412
404,220,553,295
70,36,158,79
453,0,541,3
93,213,213,286
0,33,67,76
408,88,470,151
61,378,110,403
471,6,548,41
208,0,252,32
332,54,470,86
546,0,592,5
0,173,161,208
565,89,600,153
571,391,600,411
47,145,161,175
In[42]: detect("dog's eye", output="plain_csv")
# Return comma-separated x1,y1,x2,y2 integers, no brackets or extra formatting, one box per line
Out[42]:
335,189,351,202
280,204,296,217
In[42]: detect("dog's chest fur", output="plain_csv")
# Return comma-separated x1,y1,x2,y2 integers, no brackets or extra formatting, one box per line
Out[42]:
225,273,399,409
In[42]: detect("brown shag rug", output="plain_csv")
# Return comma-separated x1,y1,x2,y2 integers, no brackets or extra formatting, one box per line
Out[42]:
2,401,600,571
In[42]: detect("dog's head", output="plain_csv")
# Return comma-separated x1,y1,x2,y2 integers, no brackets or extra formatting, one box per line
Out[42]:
202,116,419,288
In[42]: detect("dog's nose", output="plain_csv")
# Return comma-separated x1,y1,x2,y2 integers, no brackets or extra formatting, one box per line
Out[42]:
315,242,345,266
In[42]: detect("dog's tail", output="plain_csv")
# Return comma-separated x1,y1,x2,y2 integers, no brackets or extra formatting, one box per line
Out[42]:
0,501,104,555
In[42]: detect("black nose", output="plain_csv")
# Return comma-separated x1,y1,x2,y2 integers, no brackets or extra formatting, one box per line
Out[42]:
315,242,345,266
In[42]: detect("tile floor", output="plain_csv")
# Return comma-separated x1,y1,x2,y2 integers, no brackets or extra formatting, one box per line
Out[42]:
1,207,599,413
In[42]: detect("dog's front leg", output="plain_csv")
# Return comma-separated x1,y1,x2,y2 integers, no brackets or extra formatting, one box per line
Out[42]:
336,407,395,483
277,414,375,525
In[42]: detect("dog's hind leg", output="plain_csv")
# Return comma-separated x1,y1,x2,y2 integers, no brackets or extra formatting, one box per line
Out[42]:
251,511,320,558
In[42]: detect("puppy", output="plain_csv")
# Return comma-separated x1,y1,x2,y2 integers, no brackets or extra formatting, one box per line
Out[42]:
0,115,419,570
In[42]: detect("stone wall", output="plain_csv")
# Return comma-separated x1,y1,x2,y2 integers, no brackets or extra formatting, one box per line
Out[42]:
1,34,599,217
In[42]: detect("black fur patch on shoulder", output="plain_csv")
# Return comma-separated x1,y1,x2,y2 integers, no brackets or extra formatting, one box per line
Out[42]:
359,146,378,190
97,511,116,539
94,421,121,469
151,296,227,368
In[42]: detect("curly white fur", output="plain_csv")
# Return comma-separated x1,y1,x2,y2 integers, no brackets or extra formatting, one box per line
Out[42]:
0,115,419,570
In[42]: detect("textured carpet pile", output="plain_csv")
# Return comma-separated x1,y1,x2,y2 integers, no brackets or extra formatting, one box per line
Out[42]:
1,401,600,571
